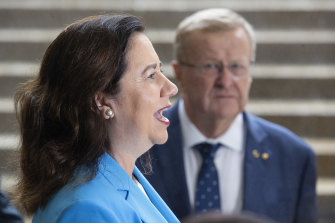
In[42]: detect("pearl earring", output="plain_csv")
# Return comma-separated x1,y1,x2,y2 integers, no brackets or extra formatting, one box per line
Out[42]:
105,108,114,118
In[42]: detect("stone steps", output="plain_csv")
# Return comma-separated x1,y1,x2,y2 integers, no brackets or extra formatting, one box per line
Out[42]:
1,29,335,63
1,96,334,136
2,62,335,78
1,34,335,64
1,1,335,30
1,62,335,98
3,96,335,115
2,42,335,63
2,29,335,43
2,0,335,11
3,72,335,99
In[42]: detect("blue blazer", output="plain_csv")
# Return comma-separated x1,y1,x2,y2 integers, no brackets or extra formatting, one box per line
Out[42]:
33,153,179,223
140,102,317,223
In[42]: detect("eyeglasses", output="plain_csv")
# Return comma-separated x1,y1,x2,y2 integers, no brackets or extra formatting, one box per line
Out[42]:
179,60,253,79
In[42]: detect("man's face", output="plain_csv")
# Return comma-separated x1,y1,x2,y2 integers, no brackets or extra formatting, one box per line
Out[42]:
174,28,252,125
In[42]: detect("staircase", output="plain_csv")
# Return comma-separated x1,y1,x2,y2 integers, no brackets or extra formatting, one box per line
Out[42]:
0,1,334,222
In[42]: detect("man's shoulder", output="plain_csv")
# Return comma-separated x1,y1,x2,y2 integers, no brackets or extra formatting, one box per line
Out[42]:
247,112,301,139
245,112,314,155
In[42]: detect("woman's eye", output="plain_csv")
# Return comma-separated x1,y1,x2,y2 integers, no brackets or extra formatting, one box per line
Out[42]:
148,73,156,79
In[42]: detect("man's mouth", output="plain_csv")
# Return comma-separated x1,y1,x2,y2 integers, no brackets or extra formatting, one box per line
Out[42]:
154,105,171,125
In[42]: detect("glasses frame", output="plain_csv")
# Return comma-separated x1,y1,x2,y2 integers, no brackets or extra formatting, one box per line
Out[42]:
178,60,254,78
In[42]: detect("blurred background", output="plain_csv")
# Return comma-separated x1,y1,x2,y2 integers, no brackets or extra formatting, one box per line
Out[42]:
0,0,334,222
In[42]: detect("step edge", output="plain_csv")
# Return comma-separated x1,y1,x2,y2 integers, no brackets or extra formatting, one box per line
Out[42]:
1,0,335,11
1,62,335,79
2,29,335,44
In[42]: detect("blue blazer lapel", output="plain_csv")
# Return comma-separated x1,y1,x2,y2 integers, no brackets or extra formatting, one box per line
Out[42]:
242,112,268,214
133,167,179,223
101,154,176,222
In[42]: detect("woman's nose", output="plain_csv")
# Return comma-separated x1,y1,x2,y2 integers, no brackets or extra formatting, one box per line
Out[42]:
161,75,178,98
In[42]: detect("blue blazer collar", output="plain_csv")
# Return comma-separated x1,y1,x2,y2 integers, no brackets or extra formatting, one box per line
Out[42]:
134,168,179,222
98,152,131,192
99,153,178,222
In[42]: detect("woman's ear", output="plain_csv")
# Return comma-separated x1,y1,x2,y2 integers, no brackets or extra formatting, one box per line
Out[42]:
94,93,115,119
94,93,104,111
172,60,182,82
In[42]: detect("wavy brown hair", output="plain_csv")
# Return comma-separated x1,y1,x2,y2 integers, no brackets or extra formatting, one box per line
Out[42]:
14,14,144,215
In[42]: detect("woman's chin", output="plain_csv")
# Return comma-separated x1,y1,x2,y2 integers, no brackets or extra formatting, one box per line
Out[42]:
151,133,168,145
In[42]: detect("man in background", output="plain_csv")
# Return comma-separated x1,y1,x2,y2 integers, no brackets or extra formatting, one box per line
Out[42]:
141,8,317,223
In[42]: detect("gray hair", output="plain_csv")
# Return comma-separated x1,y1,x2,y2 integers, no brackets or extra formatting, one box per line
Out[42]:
174,8,256,61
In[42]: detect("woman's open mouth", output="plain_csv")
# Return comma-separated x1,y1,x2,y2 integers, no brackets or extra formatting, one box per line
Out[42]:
154,105,171,125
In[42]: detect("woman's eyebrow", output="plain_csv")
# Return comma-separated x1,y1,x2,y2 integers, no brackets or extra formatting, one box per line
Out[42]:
142,63,157,74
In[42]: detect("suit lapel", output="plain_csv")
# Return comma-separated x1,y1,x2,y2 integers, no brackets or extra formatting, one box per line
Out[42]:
133,167,179,222
242,112,268,214
158,102,192,217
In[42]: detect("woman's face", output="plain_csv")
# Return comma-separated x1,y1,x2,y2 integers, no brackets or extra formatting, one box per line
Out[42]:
111,32,178,151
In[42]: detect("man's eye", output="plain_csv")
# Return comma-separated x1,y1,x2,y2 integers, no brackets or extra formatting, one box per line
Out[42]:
203,63,217,69
231,63,244,69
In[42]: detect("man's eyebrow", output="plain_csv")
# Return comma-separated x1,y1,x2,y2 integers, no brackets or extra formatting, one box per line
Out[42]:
142,63,157,74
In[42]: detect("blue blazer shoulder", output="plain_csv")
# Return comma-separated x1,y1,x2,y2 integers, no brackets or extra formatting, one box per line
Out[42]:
33,153,179,223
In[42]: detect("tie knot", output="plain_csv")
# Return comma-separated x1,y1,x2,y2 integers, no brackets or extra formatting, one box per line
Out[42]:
194,143,221,160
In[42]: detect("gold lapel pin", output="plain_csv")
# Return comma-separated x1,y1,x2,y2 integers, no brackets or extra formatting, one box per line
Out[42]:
252,149,260,158
262,153,269,160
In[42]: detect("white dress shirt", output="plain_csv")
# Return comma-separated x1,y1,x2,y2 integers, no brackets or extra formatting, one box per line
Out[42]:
178,99,245,214
134,177,150,200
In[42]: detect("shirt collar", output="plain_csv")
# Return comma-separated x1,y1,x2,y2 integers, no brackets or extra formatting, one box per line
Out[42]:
178,99,245,152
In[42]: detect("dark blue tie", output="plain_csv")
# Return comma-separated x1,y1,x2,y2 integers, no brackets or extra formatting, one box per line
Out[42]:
194,142,221,213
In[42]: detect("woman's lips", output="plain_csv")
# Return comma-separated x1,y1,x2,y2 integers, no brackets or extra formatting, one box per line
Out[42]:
154,105,171,125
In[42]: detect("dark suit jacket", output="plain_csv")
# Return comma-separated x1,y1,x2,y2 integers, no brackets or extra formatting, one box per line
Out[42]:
0,191,23,223
139,102,317,223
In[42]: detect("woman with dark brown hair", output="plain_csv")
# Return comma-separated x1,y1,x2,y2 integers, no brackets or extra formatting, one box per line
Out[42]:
14,14,178,223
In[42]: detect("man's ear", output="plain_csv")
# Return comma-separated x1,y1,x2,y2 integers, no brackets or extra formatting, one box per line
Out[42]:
172,60,182,83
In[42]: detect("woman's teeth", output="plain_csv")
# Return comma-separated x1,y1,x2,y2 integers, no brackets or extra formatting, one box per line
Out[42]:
154,110,170,124
159,116,169,122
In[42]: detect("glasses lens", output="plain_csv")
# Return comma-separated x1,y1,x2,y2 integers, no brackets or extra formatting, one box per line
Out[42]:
202,63,219,76
229,63,249,77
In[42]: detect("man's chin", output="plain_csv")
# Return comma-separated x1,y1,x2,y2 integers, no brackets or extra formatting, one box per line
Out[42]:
212,109,241,120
